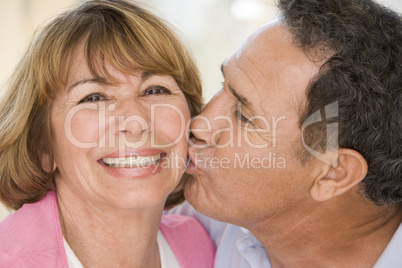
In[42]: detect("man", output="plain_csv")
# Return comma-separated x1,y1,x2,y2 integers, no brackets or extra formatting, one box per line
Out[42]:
170,0,402,267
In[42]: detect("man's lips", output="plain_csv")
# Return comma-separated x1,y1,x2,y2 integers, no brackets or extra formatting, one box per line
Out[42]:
186,155,196,173
187,143,197,168
187,138,208,173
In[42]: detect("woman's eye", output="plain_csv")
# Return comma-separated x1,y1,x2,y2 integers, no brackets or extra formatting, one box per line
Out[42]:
78,93,107,104
143,86,172,96
235,110,251,124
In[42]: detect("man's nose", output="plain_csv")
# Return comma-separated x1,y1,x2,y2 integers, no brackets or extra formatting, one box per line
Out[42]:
190,93,226,147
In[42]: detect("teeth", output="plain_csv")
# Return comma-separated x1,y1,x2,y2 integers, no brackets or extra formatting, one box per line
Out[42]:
103,154,161,168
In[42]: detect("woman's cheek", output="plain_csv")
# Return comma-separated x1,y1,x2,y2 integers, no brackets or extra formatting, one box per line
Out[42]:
152,103,190,146
68,109,102,146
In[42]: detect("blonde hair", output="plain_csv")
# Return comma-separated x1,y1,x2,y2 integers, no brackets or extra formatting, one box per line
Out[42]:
0,0,203,210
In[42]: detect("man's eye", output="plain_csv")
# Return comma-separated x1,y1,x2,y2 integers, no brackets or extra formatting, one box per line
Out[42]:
78,93,107,104
235,110,250,123
143,86,172,96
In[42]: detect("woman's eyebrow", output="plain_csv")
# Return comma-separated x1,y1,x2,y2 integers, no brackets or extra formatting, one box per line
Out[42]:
67,78,107,93
68,71,153,94
141,71,152,82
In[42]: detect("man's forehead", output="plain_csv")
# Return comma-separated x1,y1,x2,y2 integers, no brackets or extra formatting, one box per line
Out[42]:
237,23,320,83
227,22,288,83
222,21,323,115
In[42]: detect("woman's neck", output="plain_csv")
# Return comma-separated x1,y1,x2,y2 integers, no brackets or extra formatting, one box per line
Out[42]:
57,188,164,268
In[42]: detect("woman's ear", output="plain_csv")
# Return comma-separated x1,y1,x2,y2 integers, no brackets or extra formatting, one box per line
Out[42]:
40,151,57,173
310,148,368,202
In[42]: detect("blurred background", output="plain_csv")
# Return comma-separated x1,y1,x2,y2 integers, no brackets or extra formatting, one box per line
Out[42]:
0,0,401,220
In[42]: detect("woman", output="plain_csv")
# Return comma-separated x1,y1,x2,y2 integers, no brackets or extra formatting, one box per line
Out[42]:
0,0,214,267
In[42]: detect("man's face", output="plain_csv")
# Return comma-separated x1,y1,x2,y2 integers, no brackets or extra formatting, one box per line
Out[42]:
185,22,324,226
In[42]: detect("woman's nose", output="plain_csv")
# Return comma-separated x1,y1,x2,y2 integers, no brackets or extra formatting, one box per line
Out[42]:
118,113,149,139
109,101,151,144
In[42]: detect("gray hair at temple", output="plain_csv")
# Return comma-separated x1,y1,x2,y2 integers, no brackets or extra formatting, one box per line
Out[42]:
278,0,402,205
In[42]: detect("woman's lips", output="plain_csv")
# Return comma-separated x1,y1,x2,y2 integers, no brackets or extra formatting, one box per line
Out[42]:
101,153,164,168
97,150,166,178
100,149,165,159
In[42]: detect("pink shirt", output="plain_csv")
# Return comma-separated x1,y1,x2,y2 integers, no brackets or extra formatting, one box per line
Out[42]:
0,192,215,267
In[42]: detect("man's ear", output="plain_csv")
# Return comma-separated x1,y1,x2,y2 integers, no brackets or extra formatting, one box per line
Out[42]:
40,151,57,173
310,148,368,202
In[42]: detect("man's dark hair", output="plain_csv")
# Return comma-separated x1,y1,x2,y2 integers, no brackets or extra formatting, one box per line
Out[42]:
278,0,402,205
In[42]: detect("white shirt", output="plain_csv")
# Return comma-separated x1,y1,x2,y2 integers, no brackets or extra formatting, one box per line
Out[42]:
63,230,180,268
157,230,180,268
374,221,402,268
64,238,83,268
168,202,402,268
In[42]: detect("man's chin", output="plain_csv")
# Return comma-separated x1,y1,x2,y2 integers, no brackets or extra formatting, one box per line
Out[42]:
183,178,222,221
183,177,210,212
183,177,197,203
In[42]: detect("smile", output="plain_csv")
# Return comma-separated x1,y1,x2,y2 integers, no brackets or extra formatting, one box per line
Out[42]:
102,154,162,168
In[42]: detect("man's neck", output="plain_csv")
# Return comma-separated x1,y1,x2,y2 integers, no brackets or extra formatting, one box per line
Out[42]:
249,194,402,268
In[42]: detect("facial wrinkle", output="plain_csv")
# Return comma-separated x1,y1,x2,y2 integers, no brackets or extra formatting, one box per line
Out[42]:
233,52,266,116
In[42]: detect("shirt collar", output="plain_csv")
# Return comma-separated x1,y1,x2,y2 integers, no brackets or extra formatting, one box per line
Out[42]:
237,227,271,268
374,222,402,267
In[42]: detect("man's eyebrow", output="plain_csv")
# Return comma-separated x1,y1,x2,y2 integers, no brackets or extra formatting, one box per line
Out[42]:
220,63,225,77
220,63,251,108
229,85,251,108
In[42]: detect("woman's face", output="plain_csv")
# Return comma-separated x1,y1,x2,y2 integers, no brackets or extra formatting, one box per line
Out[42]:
50,44,191,210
